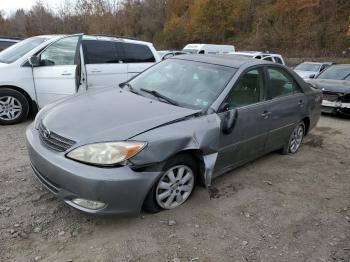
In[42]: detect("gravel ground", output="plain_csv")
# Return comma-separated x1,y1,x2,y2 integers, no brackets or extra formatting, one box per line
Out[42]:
0,115,349,262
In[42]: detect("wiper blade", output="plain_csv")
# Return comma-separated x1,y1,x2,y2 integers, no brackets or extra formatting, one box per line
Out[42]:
140,88,179,106
120,82,140,95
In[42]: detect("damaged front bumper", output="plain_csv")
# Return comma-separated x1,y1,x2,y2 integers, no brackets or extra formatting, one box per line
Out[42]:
26,124,162,216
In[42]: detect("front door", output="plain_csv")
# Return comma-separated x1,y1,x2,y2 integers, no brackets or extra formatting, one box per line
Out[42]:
214,67,271,175
33,35,82,108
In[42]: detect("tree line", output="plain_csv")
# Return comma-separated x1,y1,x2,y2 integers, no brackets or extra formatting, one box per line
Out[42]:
0,0,350,57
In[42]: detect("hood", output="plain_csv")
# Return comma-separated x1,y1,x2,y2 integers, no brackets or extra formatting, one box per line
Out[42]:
294,70,316,79
42,88,200,143
308,79,350,94
0,62,9,68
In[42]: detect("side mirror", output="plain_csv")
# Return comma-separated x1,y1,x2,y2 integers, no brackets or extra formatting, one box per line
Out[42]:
28,56,40,67
220,103,238,134
309,74,316,79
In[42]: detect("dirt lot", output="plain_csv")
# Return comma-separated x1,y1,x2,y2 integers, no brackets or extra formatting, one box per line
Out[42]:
0,115,349,262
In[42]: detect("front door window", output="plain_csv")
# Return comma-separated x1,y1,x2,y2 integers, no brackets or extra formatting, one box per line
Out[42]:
226,68,266,108
40,36,80,66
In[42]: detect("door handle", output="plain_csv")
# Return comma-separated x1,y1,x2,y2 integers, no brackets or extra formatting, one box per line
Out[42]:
61,72,72,76
91,70,102,73
261,111,271,119
298,100,304,107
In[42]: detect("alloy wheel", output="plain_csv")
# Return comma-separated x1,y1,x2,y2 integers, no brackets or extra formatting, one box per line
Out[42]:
156,165,195,209
289,124,304,153
0,96,23,121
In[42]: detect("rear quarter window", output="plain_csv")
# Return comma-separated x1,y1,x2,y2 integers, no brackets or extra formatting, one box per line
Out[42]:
123,43,155,63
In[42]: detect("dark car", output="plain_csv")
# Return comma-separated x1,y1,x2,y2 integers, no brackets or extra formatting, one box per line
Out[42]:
307,64,350,116
26,55,322,216
0,37,22,51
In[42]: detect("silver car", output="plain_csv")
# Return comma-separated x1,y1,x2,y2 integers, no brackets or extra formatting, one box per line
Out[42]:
26,55,322,215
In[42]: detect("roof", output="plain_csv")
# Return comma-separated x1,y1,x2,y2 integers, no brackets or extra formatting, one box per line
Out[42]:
171,54,266,68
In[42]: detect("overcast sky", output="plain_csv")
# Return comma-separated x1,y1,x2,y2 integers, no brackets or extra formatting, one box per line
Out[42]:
1,0,66,16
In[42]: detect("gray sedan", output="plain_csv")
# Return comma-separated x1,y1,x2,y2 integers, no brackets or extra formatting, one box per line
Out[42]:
26,55,322,215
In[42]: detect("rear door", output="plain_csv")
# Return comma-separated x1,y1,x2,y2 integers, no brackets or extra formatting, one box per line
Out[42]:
122,42,156,79
214,67,270,175
33,35,82,108
83,39,127,90
264,66,308,152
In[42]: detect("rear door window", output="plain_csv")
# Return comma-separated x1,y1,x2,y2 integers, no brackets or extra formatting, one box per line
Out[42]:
267,67,301,99
122,43,155,63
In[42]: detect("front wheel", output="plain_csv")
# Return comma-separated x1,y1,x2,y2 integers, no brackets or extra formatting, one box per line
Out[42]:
143,154,197,213
281,122,305,155
0,88,29,125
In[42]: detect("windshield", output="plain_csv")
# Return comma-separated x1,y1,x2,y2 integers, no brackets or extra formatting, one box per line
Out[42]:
295,63,321,72
317,66,350,80
0,37,48,64
183,49,198,54
128,59,236,110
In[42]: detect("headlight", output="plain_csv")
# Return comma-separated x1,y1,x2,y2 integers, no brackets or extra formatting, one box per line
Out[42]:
66,141,146,166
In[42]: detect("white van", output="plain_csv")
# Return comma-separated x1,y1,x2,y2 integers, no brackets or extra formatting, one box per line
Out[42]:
0,34,160,124
233,51,286,65
183,44,235,55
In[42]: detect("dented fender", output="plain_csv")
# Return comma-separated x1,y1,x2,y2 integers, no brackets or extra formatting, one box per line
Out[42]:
129,113,222,187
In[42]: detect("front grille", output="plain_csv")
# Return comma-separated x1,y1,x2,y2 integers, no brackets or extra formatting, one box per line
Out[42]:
38,122,76,152
323,92,339,102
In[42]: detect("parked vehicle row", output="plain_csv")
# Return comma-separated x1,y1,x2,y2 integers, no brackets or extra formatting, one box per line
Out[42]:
26,54,322,215
307,64,350,116
294,61,334,79
2,35,344,217
0,34,160,124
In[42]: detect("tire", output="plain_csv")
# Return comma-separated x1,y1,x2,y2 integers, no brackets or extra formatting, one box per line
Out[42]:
0,88,29,125
281,121,305,155
143,154,197,213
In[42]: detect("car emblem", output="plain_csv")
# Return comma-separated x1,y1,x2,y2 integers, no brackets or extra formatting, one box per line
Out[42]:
42,127,51,139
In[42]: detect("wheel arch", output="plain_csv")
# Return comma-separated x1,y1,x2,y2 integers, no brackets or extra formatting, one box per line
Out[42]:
301,116,310,135
0,85,38,116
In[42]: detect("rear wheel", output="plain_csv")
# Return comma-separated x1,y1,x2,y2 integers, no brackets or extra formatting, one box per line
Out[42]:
0,88,29,125
143,154,197,213
281,122,305,155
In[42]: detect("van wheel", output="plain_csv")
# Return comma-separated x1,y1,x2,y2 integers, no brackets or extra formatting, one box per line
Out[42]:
0,88,29,125
143,154,197,213
281,122,305,155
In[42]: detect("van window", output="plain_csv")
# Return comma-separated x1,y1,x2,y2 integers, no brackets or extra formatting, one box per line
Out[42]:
263,56,273,62
274,56,284,64
83,40,123,64
123,43,155,63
